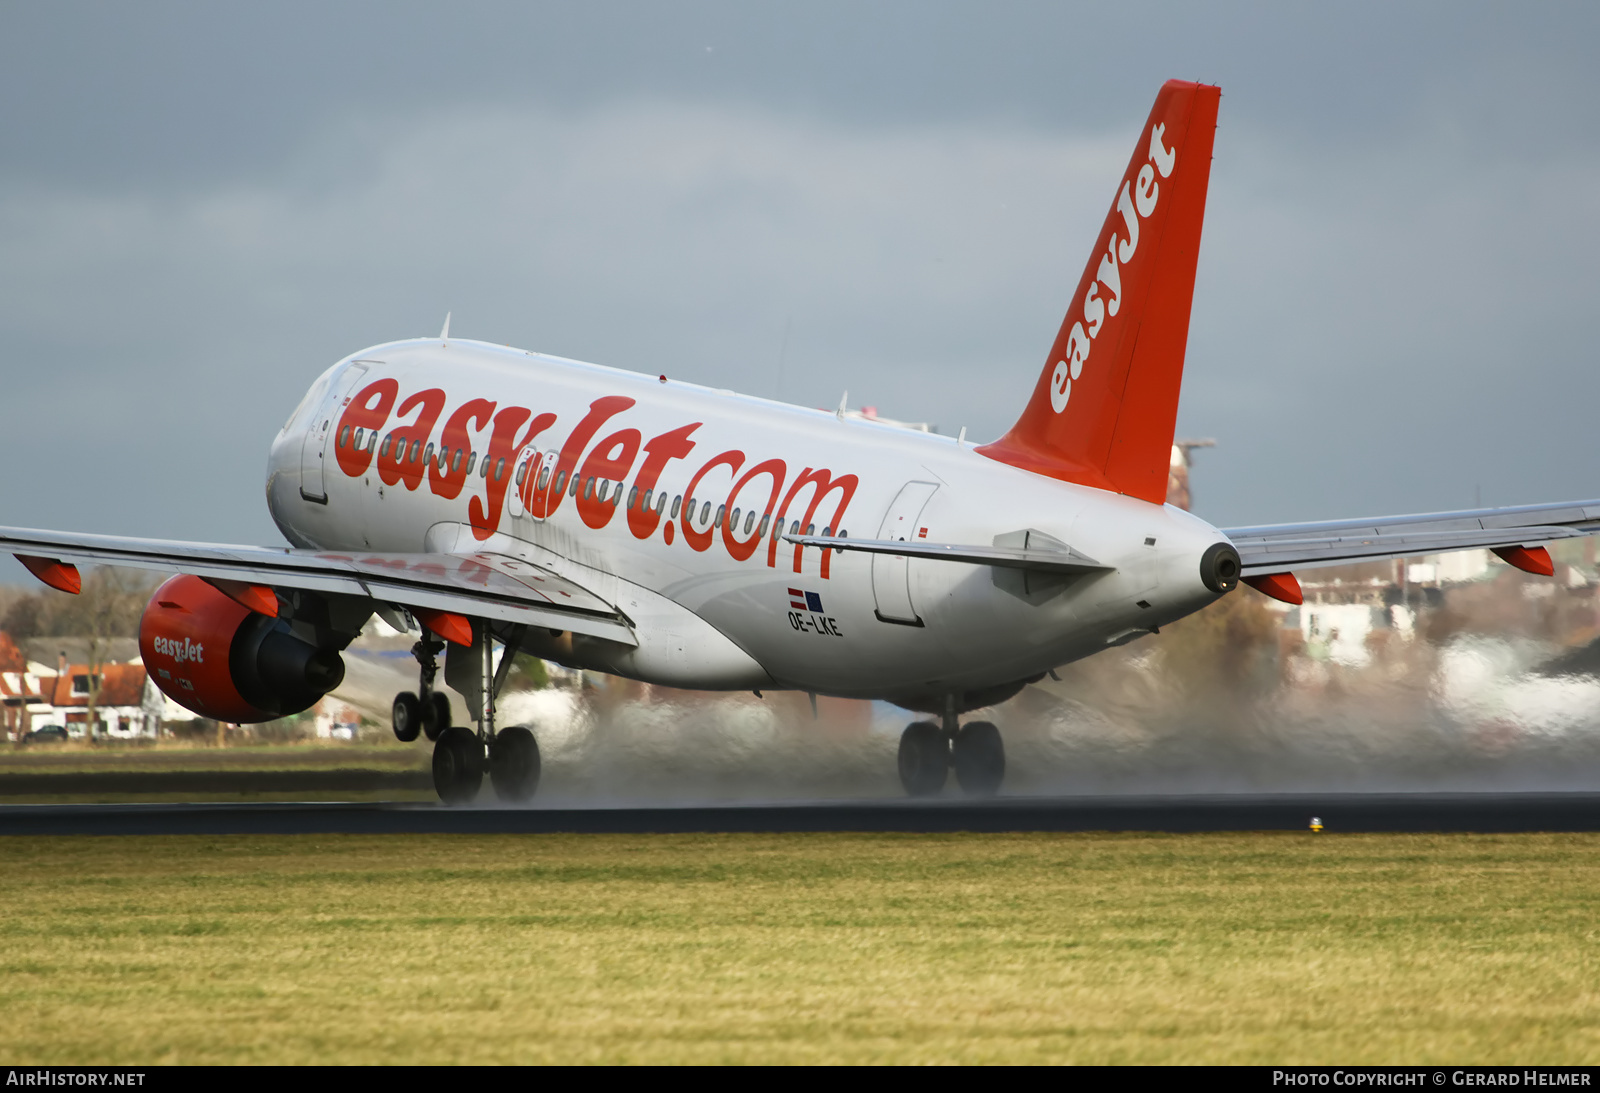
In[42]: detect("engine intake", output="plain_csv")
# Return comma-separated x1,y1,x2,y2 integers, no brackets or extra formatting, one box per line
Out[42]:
139,574,345,723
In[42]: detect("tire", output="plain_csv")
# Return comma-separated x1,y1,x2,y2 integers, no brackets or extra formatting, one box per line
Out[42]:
392,692,422,742
421,692,451,742
952,720,1005,797
897,721,948,797
489,726,541,803
432,726,484,805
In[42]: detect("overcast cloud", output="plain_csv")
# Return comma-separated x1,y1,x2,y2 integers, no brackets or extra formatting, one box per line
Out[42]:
1,1,1598,577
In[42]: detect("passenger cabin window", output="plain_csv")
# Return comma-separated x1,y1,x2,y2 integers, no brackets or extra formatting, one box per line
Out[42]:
338,425,350,448
494,457,506,481
367,434,378,454
380,435,393,458
353,428,365,449
656,493,667,515
516,462,528,487
744,511,756,535
758,514,770,537
715,504,726,528
627,485,638,510
451,449,463,473
701,501,712,525
670,496,682,519
538,467,550,491
423,442,435,466
409,440,421,463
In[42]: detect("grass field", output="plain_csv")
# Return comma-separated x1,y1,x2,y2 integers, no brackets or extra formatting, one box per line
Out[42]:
2,831,1599,1064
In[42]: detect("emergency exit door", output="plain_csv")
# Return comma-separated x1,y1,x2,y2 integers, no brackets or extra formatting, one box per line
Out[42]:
871,481,938,624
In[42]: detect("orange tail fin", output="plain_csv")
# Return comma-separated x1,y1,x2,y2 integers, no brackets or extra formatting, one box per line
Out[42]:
977,80,1220,504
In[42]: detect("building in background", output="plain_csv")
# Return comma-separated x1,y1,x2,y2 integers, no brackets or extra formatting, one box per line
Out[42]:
1166,439,1216,512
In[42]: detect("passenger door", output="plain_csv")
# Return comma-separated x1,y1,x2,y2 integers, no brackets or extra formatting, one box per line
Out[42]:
299,364,367,504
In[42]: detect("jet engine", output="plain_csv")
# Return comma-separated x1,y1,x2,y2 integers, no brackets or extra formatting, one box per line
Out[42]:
138,574,346,723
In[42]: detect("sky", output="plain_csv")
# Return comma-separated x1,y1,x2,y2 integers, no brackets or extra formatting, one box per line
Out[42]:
2,1,1598,578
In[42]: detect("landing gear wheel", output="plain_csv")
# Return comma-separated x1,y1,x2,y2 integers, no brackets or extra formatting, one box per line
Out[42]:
391,692,422,742
489,726,541,802
421,692,451,742
432,726,484,805
952,720,1005,797
898,721,949,797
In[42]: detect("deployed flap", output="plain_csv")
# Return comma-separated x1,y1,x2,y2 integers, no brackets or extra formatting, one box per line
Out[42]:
0,525,636,644
978,80,1221,504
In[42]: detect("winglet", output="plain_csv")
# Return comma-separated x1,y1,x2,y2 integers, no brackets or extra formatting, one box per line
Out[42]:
440,311,452,341
977,81,1221,504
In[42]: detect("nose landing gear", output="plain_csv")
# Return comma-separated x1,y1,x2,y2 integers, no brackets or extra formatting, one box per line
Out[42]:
896,700,1006,798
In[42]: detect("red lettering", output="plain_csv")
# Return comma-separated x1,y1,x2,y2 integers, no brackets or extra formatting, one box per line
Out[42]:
769,468,858,578
575,428,642,529
530,396,636,520
377,388,447,491
334,379,398,478
430,398,496,500
468,407,556,541
680,451,745,553
723,459,786,562
627,423,700,539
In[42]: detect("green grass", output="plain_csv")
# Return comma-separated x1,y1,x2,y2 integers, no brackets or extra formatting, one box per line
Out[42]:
0,741,428,774
2,832,1599,1063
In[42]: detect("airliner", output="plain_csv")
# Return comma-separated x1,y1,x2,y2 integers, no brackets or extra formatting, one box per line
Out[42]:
6,80,1595,803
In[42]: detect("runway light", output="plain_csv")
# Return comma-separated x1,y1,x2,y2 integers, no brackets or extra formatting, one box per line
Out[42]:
1309,816,1324,834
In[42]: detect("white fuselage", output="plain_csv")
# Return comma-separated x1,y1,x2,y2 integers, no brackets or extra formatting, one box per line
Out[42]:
266,339,1228,710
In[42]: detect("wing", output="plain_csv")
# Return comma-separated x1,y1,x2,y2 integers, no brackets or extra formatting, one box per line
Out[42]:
0,525,637,645
1223,499,1600,574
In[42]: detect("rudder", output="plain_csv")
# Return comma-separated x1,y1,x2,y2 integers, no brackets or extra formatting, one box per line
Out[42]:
977,80,1220,504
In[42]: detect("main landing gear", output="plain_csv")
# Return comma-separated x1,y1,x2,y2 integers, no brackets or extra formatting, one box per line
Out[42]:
897,701,1005,798
390,620,539,805
391,636,452,743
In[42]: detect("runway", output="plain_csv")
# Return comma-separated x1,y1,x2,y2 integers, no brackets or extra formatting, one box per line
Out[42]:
5,792,1600,836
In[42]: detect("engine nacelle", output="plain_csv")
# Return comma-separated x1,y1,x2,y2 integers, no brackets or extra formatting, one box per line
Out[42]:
139,574,345,723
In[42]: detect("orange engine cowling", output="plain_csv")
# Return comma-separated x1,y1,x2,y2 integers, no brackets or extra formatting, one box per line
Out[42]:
139,574,346,723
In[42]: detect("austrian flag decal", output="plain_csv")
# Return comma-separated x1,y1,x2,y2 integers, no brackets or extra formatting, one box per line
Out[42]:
788,588,825,614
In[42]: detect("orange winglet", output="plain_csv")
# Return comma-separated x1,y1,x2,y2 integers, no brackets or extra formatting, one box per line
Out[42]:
1243,572,1303,605
202,577,279,617
413,607,474,647
1492,545,1554,577
15,554,81,595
